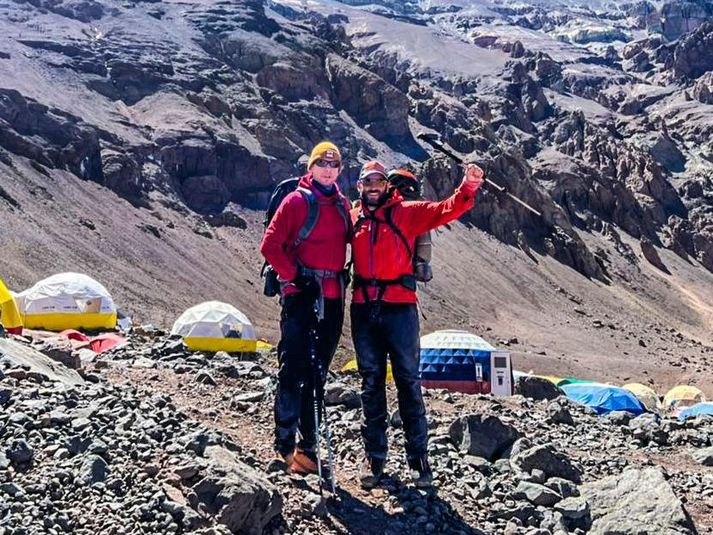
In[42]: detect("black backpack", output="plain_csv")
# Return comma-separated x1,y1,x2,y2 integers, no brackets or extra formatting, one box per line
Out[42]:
261,177,350,296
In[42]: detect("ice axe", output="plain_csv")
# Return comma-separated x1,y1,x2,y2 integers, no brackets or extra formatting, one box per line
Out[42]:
416,132,542,217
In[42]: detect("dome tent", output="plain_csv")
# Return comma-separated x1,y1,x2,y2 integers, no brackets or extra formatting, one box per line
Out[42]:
0,278,22,334
622,383,660,412
663,385,705,411
562,383,646,415
419,329,512,396
15,273,117,331
171,301,257,352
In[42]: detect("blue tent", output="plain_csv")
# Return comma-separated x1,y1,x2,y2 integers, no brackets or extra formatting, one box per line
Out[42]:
562,383,646,415
678,402,713,421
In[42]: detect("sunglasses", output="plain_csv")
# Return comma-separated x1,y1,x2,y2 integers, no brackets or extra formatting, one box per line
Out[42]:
314,159,340,168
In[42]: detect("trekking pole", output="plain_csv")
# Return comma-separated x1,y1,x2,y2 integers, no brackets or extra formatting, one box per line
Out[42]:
416,132,542,217
309,298,337,495
308,317,325,496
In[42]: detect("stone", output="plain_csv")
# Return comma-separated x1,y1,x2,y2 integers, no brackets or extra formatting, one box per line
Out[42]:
547,401,574,425
606,411,633,426
516,376,563,401
77,454,108,485
8,439,33,464
580,467,696,534
195,372,217,386
513,481,562,506
324,382,361,409
555,496,590,520
546,478,579,499
692,447,713,466
629,414,668,445
300,493,327,518
449,414,521,461
511,442,582,483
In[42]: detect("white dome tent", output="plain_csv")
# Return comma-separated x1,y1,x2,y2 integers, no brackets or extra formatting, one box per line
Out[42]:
15,272,117,331
171,301,257,352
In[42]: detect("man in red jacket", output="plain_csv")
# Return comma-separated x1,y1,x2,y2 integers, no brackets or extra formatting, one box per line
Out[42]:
351,160,483,488
260,142,351,475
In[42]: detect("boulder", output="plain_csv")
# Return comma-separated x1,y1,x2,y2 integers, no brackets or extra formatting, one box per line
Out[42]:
511,442,582,483
449,414,521,461
0,339,84,386
516,376,563,401
513,481,562,506
191,445,282,534
581,467,696,534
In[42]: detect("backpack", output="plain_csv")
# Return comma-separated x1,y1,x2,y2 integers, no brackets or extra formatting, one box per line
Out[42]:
352,203,433,284
261,177,350,297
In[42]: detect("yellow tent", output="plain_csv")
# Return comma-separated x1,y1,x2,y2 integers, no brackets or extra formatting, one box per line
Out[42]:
623,383,660,411
16,273,117,331
0,278,22,334
663,385,705,410
341,358,393,383
171,301,258,352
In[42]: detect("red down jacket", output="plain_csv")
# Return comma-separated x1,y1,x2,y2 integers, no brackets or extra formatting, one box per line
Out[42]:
350,179,478,304
260,174,351,299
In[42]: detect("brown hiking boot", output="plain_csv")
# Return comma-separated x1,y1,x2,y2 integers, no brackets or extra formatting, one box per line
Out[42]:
359,457,385,489
289,448,319,475
269,449,294,473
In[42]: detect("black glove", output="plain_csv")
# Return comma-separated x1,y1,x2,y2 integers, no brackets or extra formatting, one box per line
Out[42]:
291,271,318,296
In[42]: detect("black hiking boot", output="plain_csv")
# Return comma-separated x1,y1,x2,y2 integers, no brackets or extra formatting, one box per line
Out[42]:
408,456,433,488
359,457,385,489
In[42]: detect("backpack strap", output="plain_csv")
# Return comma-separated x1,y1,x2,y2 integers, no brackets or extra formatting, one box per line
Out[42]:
292,187,318,250
384,205,414,259
334,195,352,239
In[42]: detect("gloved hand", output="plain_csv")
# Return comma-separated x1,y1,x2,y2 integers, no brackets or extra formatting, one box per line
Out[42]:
291,271,319,297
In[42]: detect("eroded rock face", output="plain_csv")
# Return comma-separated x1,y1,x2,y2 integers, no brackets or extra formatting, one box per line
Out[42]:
0,89,103,180
669,21,713,80
326,53,411,146
692,71,713,103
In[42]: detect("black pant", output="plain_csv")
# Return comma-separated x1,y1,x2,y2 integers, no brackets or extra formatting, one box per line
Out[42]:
274,293,344,456
351,302,428,461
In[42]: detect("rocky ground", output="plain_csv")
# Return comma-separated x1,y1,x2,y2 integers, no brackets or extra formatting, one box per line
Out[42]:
2,329,712,534
1,0,713,396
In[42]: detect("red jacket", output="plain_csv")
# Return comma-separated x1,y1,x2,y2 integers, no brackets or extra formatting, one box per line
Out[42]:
260,174,351,299
350,179,478,304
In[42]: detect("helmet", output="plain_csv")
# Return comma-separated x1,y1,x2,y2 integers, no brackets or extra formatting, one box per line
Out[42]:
388,169,421,200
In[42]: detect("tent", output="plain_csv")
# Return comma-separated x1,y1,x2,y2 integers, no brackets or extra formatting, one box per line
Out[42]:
419,330,512,396
663,385,705,411
622,383,660,412
15,273,117,331
171,301,257,352
0,278,23,334
89,333,127,353
341,358,394,383
678,402,713,421
562,383,646,415
557,377,595,387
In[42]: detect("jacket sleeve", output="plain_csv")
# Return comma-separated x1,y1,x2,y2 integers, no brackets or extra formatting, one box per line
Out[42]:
396,180,478,237
259,193,306,282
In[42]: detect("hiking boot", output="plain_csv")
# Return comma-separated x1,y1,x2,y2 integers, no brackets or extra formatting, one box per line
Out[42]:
269,449,294,473
359,457,385,489
289,448,320,475
408,457,433,488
